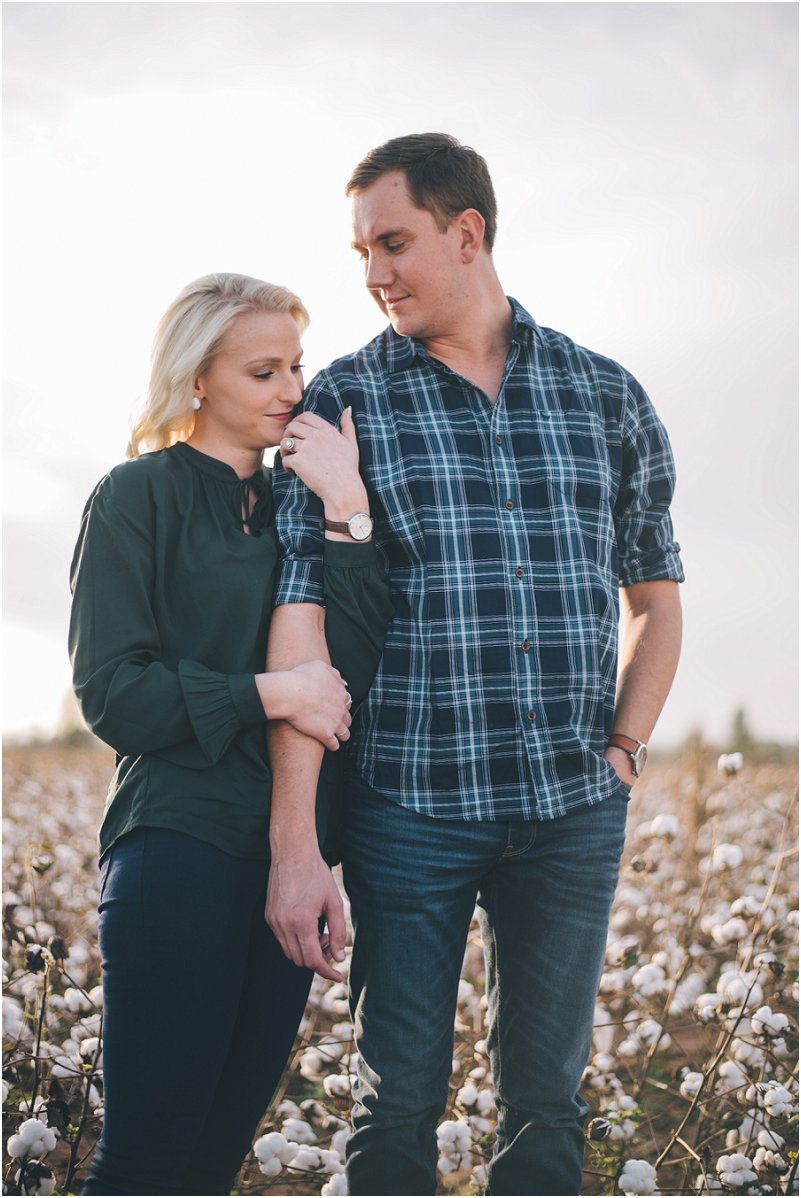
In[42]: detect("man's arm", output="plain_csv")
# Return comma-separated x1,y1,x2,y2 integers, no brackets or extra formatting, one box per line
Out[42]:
265,602,348,983
604,579,682,784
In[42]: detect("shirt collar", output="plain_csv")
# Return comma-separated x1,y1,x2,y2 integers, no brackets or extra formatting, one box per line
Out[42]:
384,296,541,375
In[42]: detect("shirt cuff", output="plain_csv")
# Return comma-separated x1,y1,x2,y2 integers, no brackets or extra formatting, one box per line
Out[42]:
323,539,384,568
274,555,326,607
178,660,266,764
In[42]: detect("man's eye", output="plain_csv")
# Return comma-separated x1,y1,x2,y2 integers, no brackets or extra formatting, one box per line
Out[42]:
386,242,403,253
291,364,305,374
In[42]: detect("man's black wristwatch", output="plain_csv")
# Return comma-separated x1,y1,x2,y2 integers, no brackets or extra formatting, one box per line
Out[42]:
607,733,648,777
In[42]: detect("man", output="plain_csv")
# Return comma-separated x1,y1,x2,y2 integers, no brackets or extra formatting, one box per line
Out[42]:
266,133,683,1196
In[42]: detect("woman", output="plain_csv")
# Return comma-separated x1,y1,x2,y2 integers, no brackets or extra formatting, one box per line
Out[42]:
69,273,390,1196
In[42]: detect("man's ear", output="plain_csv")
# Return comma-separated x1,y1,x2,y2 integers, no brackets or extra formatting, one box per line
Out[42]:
457,208,486,264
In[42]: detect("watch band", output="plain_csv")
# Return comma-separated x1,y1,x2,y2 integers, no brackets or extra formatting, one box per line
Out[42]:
320,519,352,535
607,733,644,753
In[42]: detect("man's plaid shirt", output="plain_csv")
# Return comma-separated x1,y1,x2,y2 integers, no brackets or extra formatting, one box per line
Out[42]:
273,299,684,821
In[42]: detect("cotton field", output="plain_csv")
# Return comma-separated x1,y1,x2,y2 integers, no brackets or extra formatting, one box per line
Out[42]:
3,742,798,1195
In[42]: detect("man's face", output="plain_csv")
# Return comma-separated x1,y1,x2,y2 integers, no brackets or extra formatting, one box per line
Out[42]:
351,170,465,339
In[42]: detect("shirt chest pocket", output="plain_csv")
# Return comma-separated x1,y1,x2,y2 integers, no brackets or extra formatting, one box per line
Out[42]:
516,409,614,508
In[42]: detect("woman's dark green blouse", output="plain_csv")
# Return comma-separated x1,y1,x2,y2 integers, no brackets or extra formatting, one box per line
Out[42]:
69,441,391,861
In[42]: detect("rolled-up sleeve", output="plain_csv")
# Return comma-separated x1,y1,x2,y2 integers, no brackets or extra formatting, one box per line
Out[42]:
69,478,265,763
614,373,685,586
272,376,393,701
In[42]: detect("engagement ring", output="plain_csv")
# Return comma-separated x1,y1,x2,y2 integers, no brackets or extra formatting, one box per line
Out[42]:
283,437,296,453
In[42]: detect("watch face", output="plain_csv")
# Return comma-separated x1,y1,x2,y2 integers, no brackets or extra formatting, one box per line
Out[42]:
632,744,648,776
348,512,373,541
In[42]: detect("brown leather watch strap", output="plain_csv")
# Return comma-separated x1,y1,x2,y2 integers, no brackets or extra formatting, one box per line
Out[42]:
607,733,643,753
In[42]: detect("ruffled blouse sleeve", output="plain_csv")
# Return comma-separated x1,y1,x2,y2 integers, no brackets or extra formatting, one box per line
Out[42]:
69,472,266,765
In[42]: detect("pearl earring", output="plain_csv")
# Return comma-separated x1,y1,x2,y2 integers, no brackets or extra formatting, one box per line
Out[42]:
192,397,202,411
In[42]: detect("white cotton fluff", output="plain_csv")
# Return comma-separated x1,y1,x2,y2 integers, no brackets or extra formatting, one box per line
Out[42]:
631,963,667,998
457,1082,478,1108
437,1120,471,1153
694,1172,723,1193
321,1173,349,1196
717,969,763,1009
711,918,749,946
63,987,93,1013
716,1153,757,1187
717,1060,749,1092
760,1083,795,1118
695,993,722,1023
618,1158,659,1195
254,1131,300,1169
300,1048,328,1080
751,1005,791,1038
711,844,744,871
475,1089,495,1116
282,1117,317,1145
649,814,679,839
754,1147,788,1174
680,1072,704,1100
330,1129,349,1158
717,753,744,776
13,1164,56,1196
323,1074,351,1099
290,1146,323,1171
6,1120,58,1160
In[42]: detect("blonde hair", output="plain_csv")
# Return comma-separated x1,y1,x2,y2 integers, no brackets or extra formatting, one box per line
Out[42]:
127,273,309,459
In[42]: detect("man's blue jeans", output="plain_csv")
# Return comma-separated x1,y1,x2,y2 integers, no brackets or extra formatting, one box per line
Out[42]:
341,776,630,1196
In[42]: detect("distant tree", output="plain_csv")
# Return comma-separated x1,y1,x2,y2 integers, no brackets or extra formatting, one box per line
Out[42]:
727,706,756,755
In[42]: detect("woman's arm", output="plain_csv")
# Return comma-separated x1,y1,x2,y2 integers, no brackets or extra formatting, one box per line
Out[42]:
69,477,350,761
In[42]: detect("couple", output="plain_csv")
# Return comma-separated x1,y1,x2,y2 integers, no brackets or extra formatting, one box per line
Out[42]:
70,132,683,1197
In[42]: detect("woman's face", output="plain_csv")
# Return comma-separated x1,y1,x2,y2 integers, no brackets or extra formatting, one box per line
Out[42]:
194,309,304,451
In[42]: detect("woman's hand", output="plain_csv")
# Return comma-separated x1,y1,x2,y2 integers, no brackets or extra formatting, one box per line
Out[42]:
256,661,352,751
279,407,369,515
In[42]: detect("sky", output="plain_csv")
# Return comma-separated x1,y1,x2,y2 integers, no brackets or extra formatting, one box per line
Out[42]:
3,1,798,748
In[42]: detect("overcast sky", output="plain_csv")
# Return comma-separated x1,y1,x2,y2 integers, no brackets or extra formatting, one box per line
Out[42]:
3,1,798,747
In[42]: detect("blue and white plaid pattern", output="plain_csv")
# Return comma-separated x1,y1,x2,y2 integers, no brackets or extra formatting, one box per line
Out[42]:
274,299,683,821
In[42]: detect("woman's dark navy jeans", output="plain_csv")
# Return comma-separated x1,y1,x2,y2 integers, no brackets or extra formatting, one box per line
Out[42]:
81,827,312,1196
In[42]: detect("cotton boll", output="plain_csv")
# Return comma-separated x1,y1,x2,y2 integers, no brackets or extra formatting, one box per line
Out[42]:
319,1149,345,1175
711,918,749,946
649,814,679,839
254,1132,289,1163
14,1163,56,1196
257,1157,283,1178
718,1060,749,1092
282,1118,316,1145
716,1153,757,1187
753,1147,788,1174
475,1089,495,1116
751,1006,791,1038
712,844,744,871
330,1129,349,1158
456,1083,478,1108
618,1158,659,1194
680,1072,704,1100
718,754,744,776
290,1146,323,1170
321,1174,348,1195
323,1074,351,1099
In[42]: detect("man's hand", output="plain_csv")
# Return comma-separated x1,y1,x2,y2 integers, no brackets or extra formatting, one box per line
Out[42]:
265,846,347,983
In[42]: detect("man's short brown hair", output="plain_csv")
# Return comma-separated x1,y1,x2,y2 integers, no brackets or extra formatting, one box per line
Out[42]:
346,132,498,252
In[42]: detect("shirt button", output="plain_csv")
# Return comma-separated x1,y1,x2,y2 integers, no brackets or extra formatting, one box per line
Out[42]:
505,499,514,510
521,640,530,652
527,709,537,721
495,435,502,445
515,567,524,579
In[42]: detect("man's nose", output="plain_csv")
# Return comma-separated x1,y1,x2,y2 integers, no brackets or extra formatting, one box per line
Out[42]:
365,252,392,291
